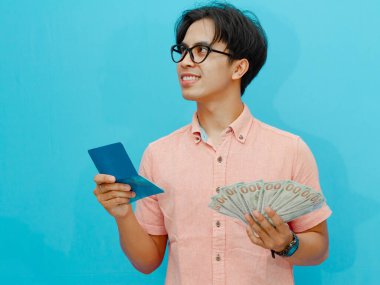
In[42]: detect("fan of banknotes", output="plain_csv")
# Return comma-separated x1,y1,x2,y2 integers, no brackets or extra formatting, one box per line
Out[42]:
209,180,325,224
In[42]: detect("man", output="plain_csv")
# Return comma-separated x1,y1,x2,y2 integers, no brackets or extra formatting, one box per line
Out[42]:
93,3,331,285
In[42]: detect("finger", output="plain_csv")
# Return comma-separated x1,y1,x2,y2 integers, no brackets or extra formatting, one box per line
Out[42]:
263,207,294,251
253,210,278,237
246,212,271,243
264,207,288,232
245,213,267,237
98,190,136,202
244,213,259,227
94,174,116,184
103,197,131,208
246,226,264,247
245,214,265,236
98,183,132,193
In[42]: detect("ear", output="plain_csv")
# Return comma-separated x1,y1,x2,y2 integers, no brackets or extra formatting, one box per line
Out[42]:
231,58,249,80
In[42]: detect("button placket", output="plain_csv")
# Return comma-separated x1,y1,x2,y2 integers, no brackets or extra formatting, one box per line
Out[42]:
212,138,232,284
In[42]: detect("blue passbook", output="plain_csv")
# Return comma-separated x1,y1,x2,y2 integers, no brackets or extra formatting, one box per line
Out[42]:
88,142,164,202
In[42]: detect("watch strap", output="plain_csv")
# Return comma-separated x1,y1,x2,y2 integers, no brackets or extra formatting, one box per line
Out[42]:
271,232,299,259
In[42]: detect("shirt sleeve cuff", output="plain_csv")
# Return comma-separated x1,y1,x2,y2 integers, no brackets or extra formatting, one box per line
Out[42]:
135,218,168,236
290,204,332,233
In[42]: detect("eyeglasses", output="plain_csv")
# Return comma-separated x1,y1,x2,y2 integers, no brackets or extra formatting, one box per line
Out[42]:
170,44,232,64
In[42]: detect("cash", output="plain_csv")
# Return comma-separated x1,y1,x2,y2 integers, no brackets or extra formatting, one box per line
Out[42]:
209,180,325,224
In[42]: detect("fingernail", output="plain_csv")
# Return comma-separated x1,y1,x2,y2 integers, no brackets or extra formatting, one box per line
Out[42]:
108,175,115,182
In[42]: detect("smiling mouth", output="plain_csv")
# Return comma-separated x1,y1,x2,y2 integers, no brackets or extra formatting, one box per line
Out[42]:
181,75,201,81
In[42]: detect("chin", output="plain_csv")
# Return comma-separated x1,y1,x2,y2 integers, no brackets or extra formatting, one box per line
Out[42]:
182,94,198,102
181,91,203,102
182,86,212,99
182,91,219,104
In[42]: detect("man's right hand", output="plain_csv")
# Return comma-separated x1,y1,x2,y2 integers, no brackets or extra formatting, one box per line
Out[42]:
93,174,136,218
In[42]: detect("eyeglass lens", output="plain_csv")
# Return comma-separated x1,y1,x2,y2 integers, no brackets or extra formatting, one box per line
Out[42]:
171,45,210,63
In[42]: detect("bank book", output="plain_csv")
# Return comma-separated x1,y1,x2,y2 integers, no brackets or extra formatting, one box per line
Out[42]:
88,142,164,202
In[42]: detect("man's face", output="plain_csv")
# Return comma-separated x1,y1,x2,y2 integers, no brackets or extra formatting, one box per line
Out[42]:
177,18,235,102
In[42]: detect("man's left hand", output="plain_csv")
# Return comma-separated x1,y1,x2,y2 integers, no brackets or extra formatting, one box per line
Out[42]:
245,207,293,252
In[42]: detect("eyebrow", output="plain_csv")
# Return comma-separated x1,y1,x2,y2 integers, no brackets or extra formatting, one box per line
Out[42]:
181,41,211,47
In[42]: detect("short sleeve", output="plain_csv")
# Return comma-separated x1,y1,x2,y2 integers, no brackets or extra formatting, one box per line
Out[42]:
134,145,167,235
288,138,332,233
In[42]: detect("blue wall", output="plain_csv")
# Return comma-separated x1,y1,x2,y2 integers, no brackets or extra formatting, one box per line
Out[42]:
1,0,379,284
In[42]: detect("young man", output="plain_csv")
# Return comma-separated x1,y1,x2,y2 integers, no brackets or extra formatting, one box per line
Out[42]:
93,3,331,285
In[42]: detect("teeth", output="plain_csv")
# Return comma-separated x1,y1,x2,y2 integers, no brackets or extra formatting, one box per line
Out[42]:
183,76,199,81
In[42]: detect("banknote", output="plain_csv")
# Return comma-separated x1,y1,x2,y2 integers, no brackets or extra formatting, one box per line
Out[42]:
210,190,247,222
209,199,246,223
209,180,325,225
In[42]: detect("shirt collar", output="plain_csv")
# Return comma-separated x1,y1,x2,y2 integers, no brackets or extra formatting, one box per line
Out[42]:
191,103,254,144
228,104,253,143
191,113,202,144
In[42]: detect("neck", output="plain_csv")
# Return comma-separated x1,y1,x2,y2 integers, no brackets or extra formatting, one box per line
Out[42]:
196,93,244,138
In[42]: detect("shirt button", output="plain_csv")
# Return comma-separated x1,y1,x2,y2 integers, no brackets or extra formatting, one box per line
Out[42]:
239,134,244,140
216,254,221,261
216,221,221,227
216,187,220,193
217,156,223,163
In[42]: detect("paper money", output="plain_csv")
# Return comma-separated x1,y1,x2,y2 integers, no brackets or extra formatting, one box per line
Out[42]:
209,180,325,225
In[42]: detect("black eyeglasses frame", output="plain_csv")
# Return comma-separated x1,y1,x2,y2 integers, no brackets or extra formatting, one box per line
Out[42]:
170,44,232,64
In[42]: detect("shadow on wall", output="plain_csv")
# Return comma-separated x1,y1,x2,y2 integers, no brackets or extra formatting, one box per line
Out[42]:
244,4,380,284
293,136,379,284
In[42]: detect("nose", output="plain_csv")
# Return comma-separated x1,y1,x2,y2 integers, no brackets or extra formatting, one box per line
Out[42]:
180,50,195,68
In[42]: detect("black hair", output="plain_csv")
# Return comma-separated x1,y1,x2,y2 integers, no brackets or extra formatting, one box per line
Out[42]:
175,1,268,95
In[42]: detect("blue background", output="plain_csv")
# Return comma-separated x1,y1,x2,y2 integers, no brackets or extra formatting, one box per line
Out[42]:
1,0,379,284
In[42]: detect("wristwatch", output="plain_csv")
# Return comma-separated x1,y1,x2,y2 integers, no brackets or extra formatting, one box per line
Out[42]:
271,232,299,259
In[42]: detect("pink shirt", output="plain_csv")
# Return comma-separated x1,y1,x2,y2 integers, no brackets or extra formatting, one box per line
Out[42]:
135,105,332,285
